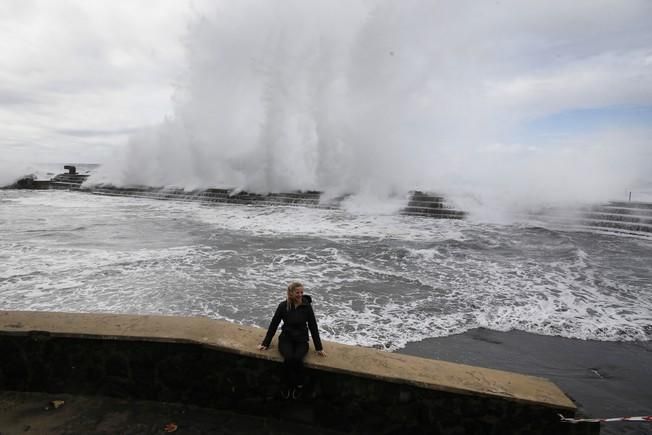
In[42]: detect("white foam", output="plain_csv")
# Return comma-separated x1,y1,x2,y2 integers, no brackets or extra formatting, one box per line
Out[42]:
192,202,468,242
1,190,651,350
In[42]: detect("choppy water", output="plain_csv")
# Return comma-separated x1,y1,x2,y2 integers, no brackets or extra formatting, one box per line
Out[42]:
1,190,651,349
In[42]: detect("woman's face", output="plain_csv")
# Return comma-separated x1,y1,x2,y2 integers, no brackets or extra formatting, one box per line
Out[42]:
292,286,304,303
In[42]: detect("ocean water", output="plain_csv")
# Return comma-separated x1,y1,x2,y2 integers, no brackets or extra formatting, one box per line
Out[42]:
1,189,651,350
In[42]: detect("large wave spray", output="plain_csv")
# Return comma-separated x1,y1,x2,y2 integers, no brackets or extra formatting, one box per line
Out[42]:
91,0,652,210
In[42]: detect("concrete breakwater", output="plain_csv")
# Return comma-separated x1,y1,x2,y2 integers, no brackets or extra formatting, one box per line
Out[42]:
579,202,652,235
29,165,465,219
86,184,465,219
7,166,652,235
531,201,652,238
71,183,652,234
0,311,597,434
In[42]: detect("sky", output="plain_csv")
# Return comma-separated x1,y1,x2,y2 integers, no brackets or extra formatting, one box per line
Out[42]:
1,0,652,203
0,0,196,163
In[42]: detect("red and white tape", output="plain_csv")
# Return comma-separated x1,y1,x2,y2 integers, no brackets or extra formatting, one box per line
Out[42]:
559,414,652,424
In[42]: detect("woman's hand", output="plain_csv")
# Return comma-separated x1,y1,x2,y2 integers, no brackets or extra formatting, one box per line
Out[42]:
316,350,327,357
257,344,269,351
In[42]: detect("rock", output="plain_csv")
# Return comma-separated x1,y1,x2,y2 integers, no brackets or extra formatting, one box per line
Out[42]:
50,400,65,409
163,422,178,432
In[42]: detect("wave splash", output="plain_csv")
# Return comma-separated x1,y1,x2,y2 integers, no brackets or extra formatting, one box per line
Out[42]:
90,1,652,211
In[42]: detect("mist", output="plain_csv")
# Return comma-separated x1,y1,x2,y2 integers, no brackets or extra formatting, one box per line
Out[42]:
89,0,652,212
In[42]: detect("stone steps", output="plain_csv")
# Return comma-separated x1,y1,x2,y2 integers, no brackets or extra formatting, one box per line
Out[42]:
581,202,652,235
530,201,652,237
50,173,89,190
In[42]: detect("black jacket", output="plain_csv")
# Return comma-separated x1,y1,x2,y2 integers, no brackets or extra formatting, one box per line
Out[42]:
261,295,323,351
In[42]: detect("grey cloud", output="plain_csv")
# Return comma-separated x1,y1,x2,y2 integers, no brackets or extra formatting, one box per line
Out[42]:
56,127,143,137
0,89,40,106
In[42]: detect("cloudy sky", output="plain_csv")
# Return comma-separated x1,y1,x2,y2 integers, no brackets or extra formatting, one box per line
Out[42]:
1,0,651,199
1,0,201,163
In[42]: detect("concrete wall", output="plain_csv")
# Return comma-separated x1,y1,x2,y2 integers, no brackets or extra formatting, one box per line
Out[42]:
0,311,597,434
25,178,464,219
87,186,466,219
529,201,652,237
4,167,466,219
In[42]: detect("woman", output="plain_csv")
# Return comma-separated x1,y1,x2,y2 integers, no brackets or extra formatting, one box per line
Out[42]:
258,282,326,399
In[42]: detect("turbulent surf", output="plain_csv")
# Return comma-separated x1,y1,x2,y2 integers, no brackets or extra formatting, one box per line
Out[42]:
1,190,650,350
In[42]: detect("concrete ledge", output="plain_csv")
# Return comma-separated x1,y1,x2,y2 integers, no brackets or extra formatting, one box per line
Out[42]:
0,310,595,434
0,310,573,410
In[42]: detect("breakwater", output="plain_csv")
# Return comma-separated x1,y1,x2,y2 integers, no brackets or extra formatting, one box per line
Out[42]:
7,167,652,235
0,311,597,434
87,185,465,219
38,166,465,219
578,202,652,235
531,201,652,238
66,183,652,234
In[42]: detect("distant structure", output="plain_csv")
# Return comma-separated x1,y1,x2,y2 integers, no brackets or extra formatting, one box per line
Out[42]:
4,174,50,190
4,166,465,219
50,165,90,189
4,166,652,236
531,202,652,238
64,165,76,174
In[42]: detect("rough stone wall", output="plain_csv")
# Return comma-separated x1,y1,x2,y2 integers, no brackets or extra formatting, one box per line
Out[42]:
0,333,597,434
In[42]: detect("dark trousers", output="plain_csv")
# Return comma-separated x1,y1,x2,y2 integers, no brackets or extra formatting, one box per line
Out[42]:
278,334,309,388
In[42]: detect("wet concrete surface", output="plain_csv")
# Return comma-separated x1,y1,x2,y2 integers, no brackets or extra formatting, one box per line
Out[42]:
400,328,652,435
0,391,342,435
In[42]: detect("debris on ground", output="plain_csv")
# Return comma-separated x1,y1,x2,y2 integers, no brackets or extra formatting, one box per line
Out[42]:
163,422,178,433
44,400,66,411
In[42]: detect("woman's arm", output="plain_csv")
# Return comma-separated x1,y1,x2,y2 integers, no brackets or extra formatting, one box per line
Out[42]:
260,303,283,348
307,305,324,352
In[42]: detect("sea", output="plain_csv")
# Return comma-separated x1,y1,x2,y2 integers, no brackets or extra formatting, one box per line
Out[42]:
1,188,651,433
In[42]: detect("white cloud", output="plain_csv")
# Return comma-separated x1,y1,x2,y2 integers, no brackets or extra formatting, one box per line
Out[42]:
487,50,652,120
0,0,199,162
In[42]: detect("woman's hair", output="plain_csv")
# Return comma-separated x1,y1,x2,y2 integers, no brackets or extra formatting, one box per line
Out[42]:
286,282,304,310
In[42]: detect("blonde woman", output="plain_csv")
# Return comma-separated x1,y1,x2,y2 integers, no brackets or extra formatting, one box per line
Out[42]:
258,282,326,399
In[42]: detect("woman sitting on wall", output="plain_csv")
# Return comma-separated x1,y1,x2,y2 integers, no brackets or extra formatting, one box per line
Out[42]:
258,282,327,399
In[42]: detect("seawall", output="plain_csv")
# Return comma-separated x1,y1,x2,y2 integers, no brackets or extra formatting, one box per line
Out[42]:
17,166,465,219
5,167,652,234
0,311,597,434
530,201,652,238
85,185,466,219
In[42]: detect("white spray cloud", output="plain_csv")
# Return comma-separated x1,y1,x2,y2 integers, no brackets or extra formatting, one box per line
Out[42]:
82,1,652,207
